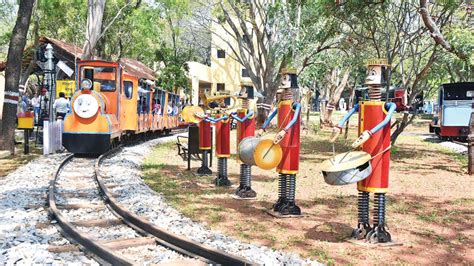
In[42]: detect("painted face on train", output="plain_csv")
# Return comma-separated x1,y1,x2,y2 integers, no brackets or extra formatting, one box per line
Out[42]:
73,94,99,119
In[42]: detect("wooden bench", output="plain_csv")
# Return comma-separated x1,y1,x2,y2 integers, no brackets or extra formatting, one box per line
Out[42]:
176,125,212,170
176,136,201,161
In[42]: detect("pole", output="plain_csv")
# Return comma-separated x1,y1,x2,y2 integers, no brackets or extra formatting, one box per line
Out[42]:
24,129,29,154
468,112,474,175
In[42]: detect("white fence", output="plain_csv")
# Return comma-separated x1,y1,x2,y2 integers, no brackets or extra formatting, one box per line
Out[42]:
43,120,63,154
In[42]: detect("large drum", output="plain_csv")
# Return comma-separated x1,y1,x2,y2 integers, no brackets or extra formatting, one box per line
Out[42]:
320,151,372,185
239,136,282,170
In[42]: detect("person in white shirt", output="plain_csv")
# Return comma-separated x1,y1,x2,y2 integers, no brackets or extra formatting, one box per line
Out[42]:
31,93,40,123
53,92,70,119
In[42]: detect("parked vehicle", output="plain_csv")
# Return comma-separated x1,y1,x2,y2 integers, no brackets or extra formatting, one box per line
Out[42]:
429,82,474,140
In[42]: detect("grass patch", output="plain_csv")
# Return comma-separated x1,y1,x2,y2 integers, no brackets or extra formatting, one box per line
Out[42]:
309,247,335,265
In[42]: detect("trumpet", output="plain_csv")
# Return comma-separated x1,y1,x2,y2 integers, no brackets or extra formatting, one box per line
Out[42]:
200,91,238,111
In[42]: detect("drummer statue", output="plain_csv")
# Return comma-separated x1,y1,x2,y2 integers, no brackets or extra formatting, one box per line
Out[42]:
258,68,302,216
331,59,396,243
212,98,232,186
197,109,213,176
232,82,257,198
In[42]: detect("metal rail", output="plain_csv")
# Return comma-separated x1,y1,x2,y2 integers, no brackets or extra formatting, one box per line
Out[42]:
96,148,253,266
48,154,135,265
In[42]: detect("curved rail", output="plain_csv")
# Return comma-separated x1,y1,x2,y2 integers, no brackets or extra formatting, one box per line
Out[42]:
48,154,134,265
96,148,253,265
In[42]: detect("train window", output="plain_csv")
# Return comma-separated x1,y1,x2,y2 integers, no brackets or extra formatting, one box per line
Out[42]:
80,66,116,92
467,91,474,97
123,81,133,99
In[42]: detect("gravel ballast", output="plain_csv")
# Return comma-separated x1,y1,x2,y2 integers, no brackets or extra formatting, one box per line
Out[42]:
0,134,317,264
101,134,318,265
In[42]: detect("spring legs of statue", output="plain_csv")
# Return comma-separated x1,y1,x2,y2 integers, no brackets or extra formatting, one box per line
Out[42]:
235,164,256,198
278,174,301,215
352,191,371,239
366,192,391,243
215,157,231,186
197,150,212,175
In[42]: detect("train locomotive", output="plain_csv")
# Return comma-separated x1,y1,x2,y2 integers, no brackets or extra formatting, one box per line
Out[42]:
63,60,187,154
429,82,474,140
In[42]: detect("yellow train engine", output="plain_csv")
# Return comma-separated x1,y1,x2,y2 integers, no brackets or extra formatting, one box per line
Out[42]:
63,60,186,154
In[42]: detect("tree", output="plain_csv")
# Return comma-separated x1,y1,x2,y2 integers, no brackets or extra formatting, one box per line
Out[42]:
83,0,106,60
195,0,340,125
320,68,350,126
0,0,35,153
327,0,461,144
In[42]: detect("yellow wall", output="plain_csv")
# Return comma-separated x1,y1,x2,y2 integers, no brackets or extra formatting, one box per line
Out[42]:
187,18,252,105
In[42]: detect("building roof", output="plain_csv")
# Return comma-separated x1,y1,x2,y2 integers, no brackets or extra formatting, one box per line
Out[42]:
0,36,156,81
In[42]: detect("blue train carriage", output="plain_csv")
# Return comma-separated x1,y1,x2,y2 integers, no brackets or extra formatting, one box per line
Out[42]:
430,82,474,140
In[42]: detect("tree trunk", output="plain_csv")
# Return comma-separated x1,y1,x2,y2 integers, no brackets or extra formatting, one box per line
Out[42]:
344,83,355,139
0,0,35,153
321,70,350,127
83,0,106,60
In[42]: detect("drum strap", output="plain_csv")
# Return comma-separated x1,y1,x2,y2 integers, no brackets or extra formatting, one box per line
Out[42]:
370,145,391,160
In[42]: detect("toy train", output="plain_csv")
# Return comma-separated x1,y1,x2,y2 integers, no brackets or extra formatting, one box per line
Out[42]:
63,60,188,154
429,82,474,140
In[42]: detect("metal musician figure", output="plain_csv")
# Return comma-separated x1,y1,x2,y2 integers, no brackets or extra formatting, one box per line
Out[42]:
212,102,232,186
197,113,213,175
331,59,396,243
232,82,257,198
258,68,302,215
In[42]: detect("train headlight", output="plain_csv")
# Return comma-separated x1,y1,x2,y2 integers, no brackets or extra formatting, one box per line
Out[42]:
80,78,93,90
74,94,99,119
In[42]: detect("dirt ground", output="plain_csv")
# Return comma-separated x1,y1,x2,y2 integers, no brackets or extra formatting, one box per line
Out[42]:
0,131,41,179
142,113,473,265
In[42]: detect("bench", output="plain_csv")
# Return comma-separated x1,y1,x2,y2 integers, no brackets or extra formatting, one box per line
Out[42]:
176,124,212,170
176,135,201,161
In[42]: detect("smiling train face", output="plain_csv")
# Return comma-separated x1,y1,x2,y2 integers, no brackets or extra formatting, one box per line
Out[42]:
73,94,99,119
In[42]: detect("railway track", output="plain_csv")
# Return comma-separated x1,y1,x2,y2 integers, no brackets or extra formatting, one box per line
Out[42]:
48,147,252,265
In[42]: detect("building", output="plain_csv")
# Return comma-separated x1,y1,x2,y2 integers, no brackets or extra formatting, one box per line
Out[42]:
187,18,252,105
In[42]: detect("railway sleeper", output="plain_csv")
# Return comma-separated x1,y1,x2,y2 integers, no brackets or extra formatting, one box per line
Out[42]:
48,236,156,253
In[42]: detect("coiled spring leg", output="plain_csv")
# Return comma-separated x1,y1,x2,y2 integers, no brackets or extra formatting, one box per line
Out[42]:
276,174,301,215
215,158,231,186
367,193,391,243
273,174,287,211
351,191,371,239
197,151,212,175
235,164,256,198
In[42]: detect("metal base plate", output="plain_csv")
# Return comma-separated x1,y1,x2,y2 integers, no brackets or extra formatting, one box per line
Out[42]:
230,194,256,200
346,239,403,247
264,209,309,218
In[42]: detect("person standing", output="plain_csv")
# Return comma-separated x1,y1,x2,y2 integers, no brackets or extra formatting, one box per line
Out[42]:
31,93,40,123
53,92,69,119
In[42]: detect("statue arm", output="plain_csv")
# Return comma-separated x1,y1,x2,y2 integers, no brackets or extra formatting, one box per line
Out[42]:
369,102,397,134
336,103,359,128
284,102,301,131
262,108,278,129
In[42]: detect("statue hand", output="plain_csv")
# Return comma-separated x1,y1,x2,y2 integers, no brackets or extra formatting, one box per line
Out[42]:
330,127,341,143
351,130,372,148
273,130,286,144
256,128,266,137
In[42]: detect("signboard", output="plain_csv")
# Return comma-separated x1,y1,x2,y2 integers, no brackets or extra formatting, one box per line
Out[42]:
56,80,75,99
57,60,74,77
